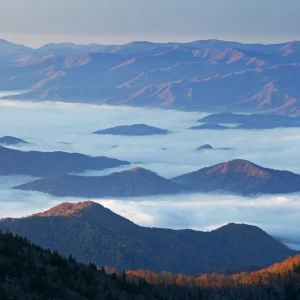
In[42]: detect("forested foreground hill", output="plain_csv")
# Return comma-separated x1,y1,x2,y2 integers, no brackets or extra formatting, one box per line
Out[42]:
126,255,300,290
0,230,199,300
126,256,300,299
1,230,300,300
0,202,295,275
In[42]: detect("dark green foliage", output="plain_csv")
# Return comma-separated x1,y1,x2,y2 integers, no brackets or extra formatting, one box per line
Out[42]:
0,230,205,300
0,230,300,300
294,264,300,274
50,250,68,267
285,281,300,300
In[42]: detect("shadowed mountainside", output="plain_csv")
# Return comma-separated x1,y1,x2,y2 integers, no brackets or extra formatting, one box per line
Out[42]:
0,145,129,176
13,159,300,197
0,229,200,300
172,159,300,195
0,201,295,275
1,229,300,300
13,168,185,197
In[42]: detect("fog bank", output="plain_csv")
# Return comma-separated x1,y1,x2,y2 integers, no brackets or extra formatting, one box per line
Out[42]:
0,100,299,250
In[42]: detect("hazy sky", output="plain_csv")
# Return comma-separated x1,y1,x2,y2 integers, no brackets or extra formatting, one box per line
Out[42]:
1,0,299,46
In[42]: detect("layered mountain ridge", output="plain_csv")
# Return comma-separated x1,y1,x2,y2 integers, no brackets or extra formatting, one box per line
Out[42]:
1,38,300,115
0,145,128,176
1,228,299,299
0,201,296,275
14,167,184,197
13,159,300,196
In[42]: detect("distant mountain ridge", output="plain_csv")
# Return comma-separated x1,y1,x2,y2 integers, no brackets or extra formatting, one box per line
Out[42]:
197,112,300,129
14,167,184,197
0,201,295,275
172,159,300,195
0,145,128,176
1,38,300,115
13,159,300,196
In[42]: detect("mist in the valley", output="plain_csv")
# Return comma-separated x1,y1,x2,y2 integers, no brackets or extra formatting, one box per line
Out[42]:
0,183,299,250
0,99,300,250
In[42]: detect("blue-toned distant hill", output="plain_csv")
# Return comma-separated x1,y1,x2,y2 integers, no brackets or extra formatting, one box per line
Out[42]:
0,136,28,146
190,124,229,130
172,159,300,195
198,113,300,129
0,145,128,176
197,144,214,150
93,124,170,136
13,159,300,197
14,167,184,197
1,39,300,115
196,144,233,151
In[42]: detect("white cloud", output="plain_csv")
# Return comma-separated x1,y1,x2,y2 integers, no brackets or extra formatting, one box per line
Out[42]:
0,101,299,250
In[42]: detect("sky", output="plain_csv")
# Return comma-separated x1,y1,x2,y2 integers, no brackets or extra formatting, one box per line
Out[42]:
1,0,300,47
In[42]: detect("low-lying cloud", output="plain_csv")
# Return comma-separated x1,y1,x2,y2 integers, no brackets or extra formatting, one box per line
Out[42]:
0,178,299,250
0,100,299,250
2,100,300,178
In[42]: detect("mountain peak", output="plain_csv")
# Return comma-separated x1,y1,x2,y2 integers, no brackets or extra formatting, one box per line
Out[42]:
172,159,300,195
214,222,264,232
0,136,28,146
36,201,101,217
124,167,155,174
0,203,295,275
206,159,269,178
93,124,170,136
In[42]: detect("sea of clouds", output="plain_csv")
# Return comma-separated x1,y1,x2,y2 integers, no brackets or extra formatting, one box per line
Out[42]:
0,98,299,249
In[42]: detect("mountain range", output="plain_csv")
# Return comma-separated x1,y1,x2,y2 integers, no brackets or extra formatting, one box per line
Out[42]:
0,145,128,176
1,38,300,115
14,168,184,197
1,228,299,300
197,112,300,129
0,201,295,276
13,159,300,196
